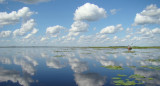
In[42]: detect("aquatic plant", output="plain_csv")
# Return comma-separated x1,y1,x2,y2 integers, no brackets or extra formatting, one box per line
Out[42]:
113,80,137,85
117,74,127,77
102,65,124,70
129,74,145,79
141,66,160,70
112,77,121,79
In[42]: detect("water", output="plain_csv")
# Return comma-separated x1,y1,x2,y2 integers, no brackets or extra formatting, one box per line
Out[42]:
0,47,160,86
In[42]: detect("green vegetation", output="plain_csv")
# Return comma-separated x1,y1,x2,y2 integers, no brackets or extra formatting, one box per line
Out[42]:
117,74,127,77
145,58,160,62
102,65,124,70
148,78,153,80
141,66,160,70
112,77,122,79
113,80,137,86
129,74,145,79
81,53,91,54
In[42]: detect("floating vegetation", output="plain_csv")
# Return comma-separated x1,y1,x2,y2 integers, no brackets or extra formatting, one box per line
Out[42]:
145,58,160,62
54,51,71,52
117,74,127,77
102,65,124,70
148,78,153,80
123,51,135,53
129,74,145,79
113,80,137,86
54,55,65,57
112,77,121,79
105,52,117,54
141,66,160,70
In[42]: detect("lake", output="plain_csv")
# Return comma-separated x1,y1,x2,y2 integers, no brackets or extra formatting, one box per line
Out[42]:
0,47,160,86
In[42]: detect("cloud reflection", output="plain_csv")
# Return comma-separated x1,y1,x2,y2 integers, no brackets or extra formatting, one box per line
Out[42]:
74,73,106,86
0,67,33,86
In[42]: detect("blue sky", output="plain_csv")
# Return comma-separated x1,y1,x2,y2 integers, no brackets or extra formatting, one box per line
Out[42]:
0,0,160,46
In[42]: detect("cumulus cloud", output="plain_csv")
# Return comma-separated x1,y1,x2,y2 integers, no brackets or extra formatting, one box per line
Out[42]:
110,9,118,15
15,0,50,4
46,25,65,37
0,0,5,3
40,37,49,41
134,4,160,25
13,19,37,37
70,21,88,32
139,27,160,36
24,28,38,39
74,73,106,86
74,3,107,21
100,24,123,34
67,21,88,37
0,30,11,38
0,7,34,27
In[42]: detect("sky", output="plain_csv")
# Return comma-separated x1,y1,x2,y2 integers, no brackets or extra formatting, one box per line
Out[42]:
0,0,160,46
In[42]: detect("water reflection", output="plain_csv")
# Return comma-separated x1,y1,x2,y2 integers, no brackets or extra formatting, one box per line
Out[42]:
0,48,160,86
74,73,106,86
0,67,33,86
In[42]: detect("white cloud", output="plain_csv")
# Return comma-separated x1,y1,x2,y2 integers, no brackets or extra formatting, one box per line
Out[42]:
13,19,36,36
0,7,34,27
67,21,88,37
110,9,118,15
126,35,131,38
24,28,38,39
40,37,49,41
139,27,160,37
0,30,11,38
46,25,65,37
74,3,107,21
0,0,5,3
15,0,50,4
134,4,160,25
113,36,118,40
69,21,89,32
100,24,123,34
152,28,160,34
74,73,106,86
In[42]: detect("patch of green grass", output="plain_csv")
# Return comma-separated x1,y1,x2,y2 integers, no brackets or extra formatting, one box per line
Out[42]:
129,74,145,79
112,77,122,79
102,65,124,70
117,74,127,77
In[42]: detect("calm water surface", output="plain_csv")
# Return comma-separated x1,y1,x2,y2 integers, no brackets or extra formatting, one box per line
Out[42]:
0,47,160,86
